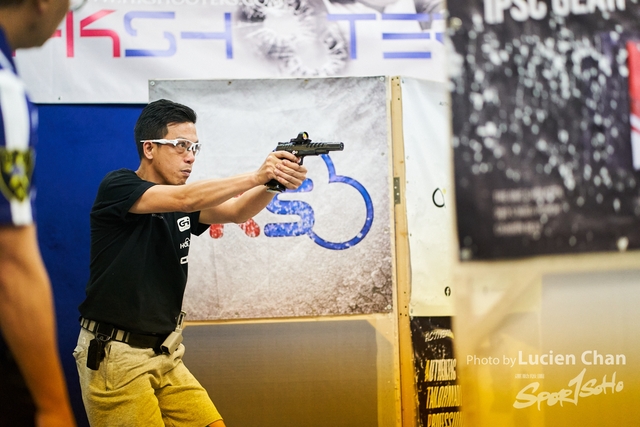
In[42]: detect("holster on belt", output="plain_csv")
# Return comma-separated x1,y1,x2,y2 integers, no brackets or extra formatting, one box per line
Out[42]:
86,323,113,371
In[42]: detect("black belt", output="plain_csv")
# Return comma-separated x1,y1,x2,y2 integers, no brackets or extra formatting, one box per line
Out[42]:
80,318,167,350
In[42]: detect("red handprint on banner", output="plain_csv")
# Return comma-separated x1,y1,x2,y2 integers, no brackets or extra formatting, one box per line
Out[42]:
209,219,261,239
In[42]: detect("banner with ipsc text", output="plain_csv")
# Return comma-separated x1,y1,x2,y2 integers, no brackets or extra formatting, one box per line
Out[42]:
449,0,640,260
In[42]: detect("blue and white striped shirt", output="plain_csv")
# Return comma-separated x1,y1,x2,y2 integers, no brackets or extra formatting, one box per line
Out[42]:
0,27,37,226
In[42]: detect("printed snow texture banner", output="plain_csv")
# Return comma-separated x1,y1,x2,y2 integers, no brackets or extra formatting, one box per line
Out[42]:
150,77,393,320
449,0,640,259
16,0,446,103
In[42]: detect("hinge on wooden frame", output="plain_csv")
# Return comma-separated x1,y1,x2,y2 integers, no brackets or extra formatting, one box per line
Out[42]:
393,177,401,205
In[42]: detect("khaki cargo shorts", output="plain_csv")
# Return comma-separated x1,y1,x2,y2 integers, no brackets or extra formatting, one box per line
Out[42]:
74,328,222,427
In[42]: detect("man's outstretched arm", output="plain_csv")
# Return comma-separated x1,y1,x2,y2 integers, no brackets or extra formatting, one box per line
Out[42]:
0,225,76,427
131,151,307,224
198,152,308,225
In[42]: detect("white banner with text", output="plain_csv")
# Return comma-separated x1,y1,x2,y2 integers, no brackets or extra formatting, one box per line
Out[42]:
15,0,446,103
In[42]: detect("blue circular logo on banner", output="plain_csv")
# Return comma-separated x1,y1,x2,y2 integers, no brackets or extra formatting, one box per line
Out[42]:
264,154,374,250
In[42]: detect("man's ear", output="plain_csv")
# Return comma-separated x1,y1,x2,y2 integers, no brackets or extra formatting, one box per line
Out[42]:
33,0,53,14
143,141,155,160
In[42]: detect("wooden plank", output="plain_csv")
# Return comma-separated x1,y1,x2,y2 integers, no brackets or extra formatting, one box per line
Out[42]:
390,76,418,427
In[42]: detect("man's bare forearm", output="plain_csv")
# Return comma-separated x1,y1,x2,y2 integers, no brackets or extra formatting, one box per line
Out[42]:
0,225,76,426
198,185,277,225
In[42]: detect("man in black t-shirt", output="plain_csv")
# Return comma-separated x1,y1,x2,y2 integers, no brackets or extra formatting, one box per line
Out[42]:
74,99,307,427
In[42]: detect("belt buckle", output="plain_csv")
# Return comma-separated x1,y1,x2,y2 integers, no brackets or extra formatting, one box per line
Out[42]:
94,322,114,341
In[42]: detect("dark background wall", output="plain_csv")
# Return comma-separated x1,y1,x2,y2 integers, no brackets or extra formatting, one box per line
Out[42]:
36,104,144,426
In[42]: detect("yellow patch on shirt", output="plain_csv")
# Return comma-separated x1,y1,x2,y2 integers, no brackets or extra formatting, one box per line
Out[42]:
0,147,34,202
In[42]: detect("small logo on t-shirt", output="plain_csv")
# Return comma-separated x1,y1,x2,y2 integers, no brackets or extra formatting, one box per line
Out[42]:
177,216,190,232
180,237,190,249
180,256,188,264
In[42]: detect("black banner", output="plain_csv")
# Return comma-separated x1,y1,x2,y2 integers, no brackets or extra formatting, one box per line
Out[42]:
410,317,461,427
449,0,640,259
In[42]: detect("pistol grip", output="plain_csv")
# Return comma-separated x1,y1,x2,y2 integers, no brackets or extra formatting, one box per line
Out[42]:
265,179,285,193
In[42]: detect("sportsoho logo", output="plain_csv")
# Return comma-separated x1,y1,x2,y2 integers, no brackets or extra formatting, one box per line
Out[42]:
209,155,374,250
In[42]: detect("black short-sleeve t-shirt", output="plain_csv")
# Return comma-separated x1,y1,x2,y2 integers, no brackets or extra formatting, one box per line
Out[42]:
79,169,209,334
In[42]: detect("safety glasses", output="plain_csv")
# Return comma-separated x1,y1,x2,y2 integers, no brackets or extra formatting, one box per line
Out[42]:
142,139,202,156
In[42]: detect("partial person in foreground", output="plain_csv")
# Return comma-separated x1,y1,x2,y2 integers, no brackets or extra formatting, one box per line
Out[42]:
74,99,308,426
0,0,82,425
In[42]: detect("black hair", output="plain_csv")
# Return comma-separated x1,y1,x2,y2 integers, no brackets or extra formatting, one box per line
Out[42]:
0,0,25,7
134,99,197,160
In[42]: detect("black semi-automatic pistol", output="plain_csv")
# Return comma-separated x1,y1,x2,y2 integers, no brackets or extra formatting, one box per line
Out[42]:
265,131,344,193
